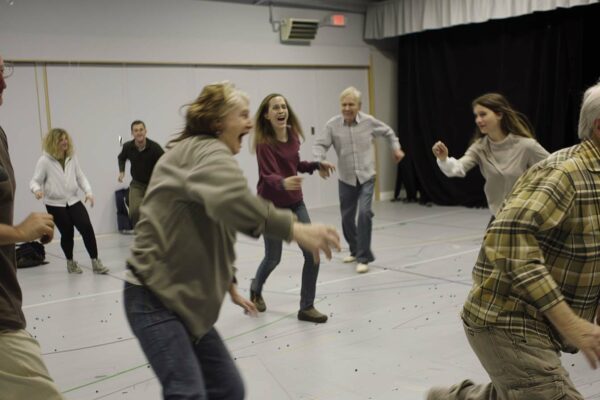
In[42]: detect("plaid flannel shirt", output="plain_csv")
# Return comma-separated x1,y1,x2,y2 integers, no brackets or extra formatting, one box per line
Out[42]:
462,139,600,352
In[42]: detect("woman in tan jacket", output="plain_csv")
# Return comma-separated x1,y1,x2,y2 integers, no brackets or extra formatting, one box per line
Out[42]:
123,82,340,400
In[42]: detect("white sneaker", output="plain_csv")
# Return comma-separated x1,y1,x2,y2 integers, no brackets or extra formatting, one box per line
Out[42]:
66,260,83,274
356,263,369,273
92,258,110,275
343,255,356,263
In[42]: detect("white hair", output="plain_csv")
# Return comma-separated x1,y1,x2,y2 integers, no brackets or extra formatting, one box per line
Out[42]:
578,81,600,140
339,86,361,104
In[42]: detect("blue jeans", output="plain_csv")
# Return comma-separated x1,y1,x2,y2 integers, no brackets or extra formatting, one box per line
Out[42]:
338,178,375,264
124,283,244,400
251,200,320,310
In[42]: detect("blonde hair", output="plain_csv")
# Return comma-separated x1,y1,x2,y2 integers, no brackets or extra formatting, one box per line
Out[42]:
339,86,362,104
169,81,249,147
252,93,303,153
43,128,73,159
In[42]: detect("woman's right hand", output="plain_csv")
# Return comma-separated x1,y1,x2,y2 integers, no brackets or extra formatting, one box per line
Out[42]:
292,222,341,263
34,191,44,200
283,176,303,191
432,141,449,161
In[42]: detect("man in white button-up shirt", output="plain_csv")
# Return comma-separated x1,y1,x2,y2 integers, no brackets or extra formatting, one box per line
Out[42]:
313,86,405,273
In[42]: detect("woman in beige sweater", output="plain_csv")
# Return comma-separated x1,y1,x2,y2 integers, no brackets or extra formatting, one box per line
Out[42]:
432,93,549,218
123,82,340,400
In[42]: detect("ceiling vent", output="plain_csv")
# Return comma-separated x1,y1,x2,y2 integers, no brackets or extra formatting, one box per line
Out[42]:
280,18,319,43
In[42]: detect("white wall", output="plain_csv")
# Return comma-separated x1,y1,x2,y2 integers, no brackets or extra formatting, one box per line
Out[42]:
370,39,400,200
0,0,369,65
0,0,400,234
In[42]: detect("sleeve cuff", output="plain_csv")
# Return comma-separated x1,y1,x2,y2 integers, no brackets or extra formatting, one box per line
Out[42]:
523,273,564,312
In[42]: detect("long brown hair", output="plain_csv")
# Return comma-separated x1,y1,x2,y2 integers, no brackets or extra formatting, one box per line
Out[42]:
168,81,248,148
251,93,303,152
470,93,535,144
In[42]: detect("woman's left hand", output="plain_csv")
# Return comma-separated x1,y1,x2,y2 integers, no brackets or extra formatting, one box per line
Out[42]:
85,194,95,208
230,284,258,317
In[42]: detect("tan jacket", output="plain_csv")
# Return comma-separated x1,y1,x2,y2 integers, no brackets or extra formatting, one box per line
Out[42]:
128,135,293,338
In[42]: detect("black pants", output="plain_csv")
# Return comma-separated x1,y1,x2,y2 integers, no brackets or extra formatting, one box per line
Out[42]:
46,201,98,260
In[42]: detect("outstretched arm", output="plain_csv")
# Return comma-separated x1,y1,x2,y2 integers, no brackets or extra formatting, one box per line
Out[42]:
0,213,54,245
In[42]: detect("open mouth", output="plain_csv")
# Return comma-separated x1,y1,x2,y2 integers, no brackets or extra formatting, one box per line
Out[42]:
238,131,248,144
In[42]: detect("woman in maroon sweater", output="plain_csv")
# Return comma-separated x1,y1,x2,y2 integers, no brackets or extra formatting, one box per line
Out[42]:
250,93,335,323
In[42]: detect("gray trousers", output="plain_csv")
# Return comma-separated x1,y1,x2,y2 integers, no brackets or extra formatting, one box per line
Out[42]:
428,320,582,400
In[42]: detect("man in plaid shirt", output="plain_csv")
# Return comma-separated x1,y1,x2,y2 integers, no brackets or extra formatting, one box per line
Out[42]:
428,82,600,400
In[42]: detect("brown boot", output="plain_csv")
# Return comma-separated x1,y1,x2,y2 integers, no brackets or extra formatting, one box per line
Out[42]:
250,290,266,312
297,306,328,323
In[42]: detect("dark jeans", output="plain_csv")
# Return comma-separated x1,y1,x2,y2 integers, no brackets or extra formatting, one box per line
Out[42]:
46,201,98,259
124,283,244,400
338,178,375,264
251,200,319,310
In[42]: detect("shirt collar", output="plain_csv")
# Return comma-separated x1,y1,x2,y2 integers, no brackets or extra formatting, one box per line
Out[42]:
578,138,600,173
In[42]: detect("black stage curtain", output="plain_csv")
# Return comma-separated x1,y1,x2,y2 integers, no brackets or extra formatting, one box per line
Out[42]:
396,3,600,209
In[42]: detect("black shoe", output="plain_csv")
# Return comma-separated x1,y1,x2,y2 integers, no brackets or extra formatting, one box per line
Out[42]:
250,290,266,312
297,306,328,323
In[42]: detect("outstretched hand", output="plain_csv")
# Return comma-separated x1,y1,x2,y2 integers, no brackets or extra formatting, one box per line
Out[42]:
85,194,95,207
547,301,600,369
292,222,341,263
565,318,600,369
432,141,449,161
318,161,336,179
283,176,303,191
14,212,54,243
229,284,258,317
393,148,405,163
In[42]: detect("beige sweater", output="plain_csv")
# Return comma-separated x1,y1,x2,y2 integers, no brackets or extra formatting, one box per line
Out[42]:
128,135,293,339
437,134,549,216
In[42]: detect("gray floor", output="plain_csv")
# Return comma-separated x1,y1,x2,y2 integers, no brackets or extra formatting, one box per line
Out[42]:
18,201,600,399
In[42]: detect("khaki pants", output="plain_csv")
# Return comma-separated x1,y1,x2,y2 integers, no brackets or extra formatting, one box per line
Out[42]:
428,320,582,400
0,329,64,400
128,180,147,227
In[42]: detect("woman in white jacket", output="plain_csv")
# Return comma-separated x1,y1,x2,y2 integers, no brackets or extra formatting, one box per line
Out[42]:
30,128,108,274
432,93,549,220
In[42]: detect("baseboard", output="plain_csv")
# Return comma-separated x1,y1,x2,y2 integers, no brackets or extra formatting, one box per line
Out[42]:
379,190,396,201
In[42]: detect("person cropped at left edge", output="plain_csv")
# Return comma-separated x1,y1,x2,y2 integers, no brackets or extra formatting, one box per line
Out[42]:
30,128,109,274
123,82,340,399
1,52,65,400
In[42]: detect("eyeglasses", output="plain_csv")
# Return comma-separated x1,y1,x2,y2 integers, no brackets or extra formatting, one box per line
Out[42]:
1,62,14,79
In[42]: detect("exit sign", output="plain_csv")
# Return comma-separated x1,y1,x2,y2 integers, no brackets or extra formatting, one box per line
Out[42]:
325,14,346,27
